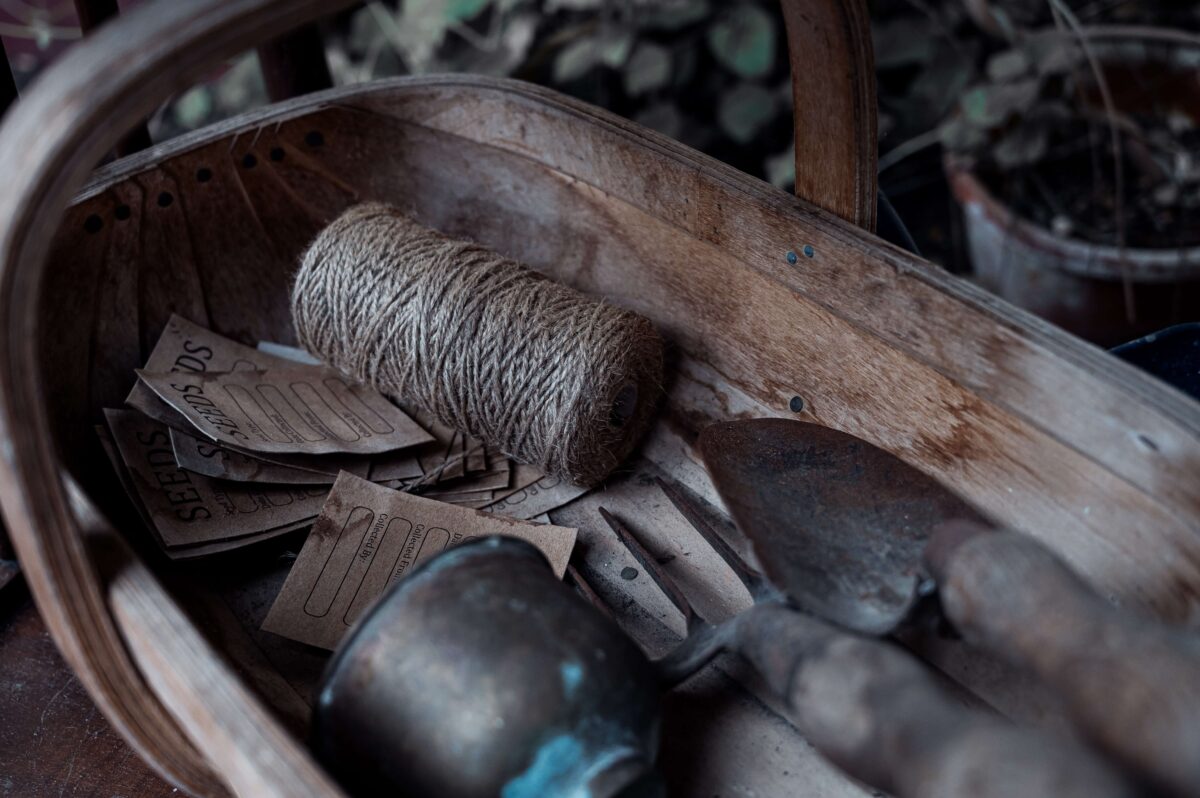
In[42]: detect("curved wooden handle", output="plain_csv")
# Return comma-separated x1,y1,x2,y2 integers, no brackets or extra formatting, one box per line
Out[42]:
0,1,356,794
928,522,1200,797
733,604,1131,798
780,0,878,230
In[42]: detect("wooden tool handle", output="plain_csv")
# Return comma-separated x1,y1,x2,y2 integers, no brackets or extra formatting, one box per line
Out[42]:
732,604,1131,798
928,521,1200,797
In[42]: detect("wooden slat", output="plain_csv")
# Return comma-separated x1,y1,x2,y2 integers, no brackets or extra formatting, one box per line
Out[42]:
111,563,343,797
63,478,344,798
133,169,210,353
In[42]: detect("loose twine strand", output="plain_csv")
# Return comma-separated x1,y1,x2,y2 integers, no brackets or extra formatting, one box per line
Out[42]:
292,203,663,486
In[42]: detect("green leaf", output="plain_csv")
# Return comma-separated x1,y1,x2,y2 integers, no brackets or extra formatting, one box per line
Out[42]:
172,86,213,129
644,0,711,31
393,1,455,71
545,0,603,10
216,54,267,112
446,0,492,23
498,12,537,70
553,37,599,83
986,49,1030,82
552,26,633,83
1023,31,1084,76
960,87,990,125
765,142,795,188
624,43,672,97
598,28,634,69
960,78,1041,129
348,6,384,55
707,5,775,79
718,82,778,144
449,11,536,76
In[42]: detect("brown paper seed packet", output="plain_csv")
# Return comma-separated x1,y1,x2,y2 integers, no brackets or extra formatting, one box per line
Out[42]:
263,473,576,650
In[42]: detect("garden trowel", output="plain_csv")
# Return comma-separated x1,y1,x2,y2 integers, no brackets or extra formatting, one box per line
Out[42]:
698,417,1200,797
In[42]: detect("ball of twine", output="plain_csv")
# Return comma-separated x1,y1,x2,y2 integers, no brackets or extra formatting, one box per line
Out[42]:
292,203,663,486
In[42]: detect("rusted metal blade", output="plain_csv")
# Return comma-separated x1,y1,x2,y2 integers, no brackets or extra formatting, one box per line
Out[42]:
698,418,989,636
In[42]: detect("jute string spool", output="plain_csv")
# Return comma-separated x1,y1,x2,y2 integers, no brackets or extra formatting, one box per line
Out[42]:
292,203,663,486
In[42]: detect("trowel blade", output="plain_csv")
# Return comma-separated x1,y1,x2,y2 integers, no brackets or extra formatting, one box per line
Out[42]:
699,418,988,635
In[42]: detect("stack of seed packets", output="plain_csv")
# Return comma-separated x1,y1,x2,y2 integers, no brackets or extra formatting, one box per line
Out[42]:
101,316,590,559
262,472,578,649
256,340,592,515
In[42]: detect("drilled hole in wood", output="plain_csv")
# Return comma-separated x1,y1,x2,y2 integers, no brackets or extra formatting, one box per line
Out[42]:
270,146,285,162
305,130,324,147
114,204,131,221
789,396,805,413
83,214,103,233
157,192,173,208
196,167,212,183
242,153,257,169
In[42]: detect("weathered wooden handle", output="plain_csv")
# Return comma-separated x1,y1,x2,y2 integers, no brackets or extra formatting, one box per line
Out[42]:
732,604,1131,798
928,521,1200,797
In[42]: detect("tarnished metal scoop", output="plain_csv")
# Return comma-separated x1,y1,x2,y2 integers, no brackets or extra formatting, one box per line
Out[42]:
698,418,1200,798
697,417,987,635
313,537,664,798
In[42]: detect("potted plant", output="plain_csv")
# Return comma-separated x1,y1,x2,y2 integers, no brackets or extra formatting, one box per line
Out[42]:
942,25,1200,346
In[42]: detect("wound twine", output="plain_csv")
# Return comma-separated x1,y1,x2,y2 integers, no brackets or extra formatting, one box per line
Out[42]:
292,203,663,486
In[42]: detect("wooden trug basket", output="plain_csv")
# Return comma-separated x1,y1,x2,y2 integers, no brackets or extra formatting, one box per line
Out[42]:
0,1,1197,796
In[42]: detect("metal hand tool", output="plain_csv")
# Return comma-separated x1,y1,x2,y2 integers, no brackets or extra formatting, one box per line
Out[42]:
700,417,1200,797
597,484,1131,798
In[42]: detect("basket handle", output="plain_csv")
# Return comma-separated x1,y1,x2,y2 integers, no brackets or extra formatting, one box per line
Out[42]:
781,0,878,230
0,1,877,794
0,3,360,795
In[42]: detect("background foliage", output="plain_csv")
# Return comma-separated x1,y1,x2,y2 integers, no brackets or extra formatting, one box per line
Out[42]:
4,1,1199,262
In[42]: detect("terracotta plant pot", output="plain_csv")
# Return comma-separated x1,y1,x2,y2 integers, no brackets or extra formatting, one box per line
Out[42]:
947,29,1200,347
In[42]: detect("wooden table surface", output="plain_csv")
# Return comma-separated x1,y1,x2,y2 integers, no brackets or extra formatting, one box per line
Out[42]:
0,578,175,798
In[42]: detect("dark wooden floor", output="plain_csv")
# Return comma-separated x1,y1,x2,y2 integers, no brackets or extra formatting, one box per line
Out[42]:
0,577,175,798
